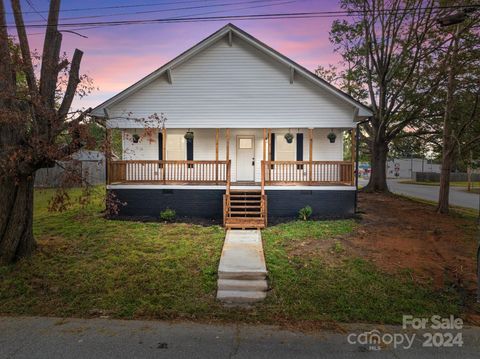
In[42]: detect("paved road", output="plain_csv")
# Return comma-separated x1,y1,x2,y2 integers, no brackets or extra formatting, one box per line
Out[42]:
358,179,480,210
1,316,479,358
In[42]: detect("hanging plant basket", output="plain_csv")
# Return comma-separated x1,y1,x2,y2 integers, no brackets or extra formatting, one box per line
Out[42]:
284,132,294,144
132,134,140,143
184,131,194,142
327,132,337,143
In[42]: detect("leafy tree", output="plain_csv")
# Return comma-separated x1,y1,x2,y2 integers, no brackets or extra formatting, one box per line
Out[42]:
326,0,453,192
434,12,480,213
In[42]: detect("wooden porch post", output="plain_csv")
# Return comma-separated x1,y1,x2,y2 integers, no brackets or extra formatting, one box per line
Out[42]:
267,129,271,183
226,128,230,191
226,128,230,162
162,127,167,184
351,128,356,186
262,129,266,194
308,128,313,183
215,129,219,184
263,128,266,162
105,128,112,185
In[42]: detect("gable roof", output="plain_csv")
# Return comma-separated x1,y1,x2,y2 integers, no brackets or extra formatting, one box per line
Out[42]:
91,23,372,119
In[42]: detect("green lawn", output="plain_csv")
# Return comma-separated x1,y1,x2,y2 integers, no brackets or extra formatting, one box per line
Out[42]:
0,188,462,326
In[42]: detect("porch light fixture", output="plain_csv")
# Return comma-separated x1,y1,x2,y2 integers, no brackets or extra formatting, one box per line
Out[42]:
184,130,194,142
327,131,337,143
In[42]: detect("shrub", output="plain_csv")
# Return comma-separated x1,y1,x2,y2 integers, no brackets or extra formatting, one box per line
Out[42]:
298,206,312,221
160,208,176,222
331,240,345,254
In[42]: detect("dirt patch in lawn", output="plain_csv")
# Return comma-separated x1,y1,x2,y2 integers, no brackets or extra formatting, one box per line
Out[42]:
347,193,477,293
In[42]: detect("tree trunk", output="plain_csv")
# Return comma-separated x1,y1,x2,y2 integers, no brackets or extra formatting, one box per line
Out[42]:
364,140,389,192
0,175,36,264
437,150,453,214
436,26,460,215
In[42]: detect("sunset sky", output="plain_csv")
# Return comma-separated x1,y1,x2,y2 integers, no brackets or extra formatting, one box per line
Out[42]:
5,0,345,110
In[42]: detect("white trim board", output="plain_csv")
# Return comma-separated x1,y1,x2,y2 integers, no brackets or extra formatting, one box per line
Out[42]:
107,184,356,191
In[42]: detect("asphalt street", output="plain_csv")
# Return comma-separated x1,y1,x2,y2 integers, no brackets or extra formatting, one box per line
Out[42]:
1,316,479,358
357,178,480,211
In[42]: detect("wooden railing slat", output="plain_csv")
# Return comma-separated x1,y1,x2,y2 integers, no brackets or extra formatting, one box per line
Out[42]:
260,160,352,186
108,160,351,186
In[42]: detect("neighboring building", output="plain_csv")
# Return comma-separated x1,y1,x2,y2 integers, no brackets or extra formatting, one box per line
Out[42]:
386,158,441,179
35,149,106,187
91,24,372,227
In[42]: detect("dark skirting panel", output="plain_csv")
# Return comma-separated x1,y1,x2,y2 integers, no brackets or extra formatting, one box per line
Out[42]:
265,189,355,220
109,188,225,220
108,188,355,221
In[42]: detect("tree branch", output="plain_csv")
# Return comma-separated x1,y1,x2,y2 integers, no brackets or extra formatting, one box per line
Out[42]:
39,0,62,109
10,0,37,94
58,49,83,119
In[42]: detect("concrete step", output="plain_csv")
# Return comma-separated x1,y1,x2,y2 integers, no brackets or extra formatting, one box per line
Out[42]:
218,270,267,280
224,224,265,230
217,290,266,303
218,279,268,292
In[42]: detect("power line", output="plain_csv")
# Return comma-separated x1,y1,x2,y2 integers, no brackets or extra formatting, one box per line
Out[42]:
24,0,47,21
25,0,297,36
5,4,479,29
5,0,221,14
22,0,290,23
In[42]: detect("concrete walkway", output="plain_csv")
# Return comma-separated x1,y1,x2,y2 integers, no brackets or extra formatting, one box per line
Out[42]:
1,316,480,358
217,230,268,303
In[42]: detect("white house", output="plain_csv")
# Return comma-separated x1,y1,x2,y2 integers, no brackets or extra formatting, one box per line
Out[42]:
91,24,372,228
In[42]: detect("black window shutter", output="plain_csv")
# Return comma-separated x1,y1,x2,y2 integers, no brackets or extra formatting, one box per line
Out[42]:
296,133,304,169
186,138,194,168
296,133,303,160
158,132,163,160
270,133,275,161
270,133,275,169
187,139,194,160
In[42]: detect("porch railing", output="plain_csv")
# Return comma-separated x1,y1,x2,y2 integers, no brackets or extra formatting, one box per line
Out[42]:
108,159,353,186
108,160,230,184
261,160,354,186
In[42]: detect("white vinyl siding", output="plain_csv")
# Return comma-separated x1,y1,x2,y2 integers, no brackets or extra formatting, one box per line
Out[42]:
275,132,296,161
166,134,185,160
106,37,356,129
122,129,158,160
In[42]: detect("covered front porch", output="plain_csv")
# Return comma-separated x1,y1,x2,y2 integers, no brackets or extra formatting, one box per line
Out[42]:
106,127,357,228
107,127,356,188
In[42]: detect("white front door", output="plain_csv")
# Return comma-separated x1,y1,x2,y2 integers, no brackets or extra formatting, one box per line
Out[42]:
236,135,255,181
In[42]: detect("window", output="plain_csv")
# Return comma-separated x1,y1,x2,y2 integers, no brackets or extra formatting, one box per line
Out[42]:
275,133,295,161
239,138,253,149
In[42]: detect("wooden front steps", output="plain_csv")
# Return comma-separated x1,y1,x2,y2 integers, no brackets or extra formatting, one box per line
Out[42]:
223,190,267,229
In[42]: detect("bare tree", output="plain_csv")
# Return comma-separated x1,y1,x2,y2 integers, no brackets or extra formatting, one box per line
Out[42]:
0,0,91,263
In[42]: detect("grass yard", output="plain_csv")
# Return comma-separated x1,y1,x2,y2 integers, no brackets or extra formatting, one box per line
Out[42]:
0,187,475,327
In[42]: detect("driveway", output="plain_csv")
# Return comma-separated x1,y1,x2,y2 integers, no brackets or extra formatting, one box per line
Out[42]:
358,178,479,210
1,316,479,358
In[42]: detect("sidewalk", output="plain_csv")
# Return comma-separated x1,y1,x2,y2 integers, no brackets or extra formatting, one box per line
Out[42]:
1,316,479,358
